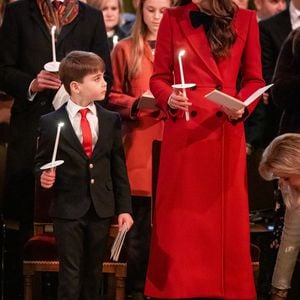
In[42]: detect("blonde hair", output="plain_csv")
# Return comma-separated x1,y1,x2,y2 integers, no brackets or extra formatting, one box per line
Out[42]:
129,0,149,80
87,0,123,25
129,0,172,79
259,133,300,181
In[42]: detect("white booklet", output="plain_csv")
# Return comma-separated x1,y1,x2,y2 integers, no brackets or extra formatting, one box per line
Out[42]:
110,224,127,262
204,84,274,110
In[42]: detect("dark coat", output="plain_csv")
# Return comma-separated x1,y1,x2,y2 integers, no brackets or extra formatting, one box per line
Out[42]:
272,29,300,134
257,8,292,145
35,103,132,219
0,0,112,219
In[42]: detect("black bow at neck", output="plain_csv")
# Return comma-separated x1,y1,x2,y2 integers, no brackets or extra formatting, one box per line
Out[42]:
189,10,212,32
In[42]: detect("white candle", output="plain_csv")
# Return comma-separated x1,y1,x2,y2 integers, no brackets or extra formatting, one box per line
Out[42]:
112,35,119,48
51,26,57,62
178,50,189,121
178,50,186,85
51,122,64,164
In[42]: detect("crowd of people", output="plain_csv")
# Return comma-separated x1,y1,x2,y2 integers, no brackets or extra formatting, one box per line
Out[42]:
0,0,300,299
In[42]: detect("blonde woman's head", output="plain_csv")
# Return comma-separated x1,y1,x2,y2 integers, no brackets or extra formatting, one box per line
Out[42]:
259,133,300,208
259,133,300,181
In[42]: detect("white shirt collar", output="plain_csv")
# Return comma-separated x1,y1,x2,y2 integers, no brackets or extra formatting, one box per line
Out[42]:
66,99,97,119
290,1,300,30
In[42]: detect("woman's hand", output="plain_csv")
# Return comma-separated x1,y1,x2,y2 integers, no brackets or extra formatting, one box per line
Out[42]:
168,90,192,111
221,105,245,120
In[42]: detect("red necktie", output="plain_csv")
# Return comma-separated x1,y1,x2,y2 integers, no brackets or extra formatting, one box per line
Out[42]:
79,108,93,158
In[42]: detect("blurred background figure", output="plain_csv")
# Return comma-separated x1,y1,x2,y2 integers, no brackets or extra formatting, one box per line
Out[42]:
108,0,172,298
88,0,127,51
254,0,286,21
121,0,139,35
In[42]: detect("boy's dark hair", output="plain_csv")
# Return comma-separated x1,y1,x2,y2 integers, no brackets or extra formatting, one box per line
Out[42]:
59,50,105,94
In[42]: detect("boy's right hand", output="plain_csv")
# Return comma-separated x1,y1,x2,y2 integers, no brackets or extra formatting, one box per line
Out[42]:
41,169,56,189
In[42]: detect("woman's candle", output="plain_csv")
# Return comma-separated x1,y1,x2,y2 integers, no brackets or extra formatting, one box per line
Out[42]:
178,50,189,121
51,26,57,62
178,50,186,85
51,122,64,165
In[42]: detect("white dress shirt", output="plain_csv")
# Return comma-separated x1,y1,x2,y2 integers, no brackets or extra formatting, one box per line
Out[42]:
66,99,99,150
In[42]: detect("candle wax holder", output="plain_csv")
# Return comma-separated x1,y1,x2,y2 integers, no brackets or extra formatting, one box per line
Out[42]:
40,160,64,170
172,83,196,89
44,61,60,73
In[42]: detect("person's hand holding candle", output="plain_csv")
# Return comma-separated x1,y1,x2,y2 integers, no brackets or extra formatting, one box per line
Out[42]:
168,90,192,111
30,70,61,93
41,168,56,189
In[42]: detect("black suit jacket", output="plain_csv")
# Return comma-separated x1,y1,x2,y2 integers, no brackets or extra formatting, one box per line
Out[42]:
0,0,113,174
272,29,300,134
259,8,292,84
35,103,132,219
246,9,292,147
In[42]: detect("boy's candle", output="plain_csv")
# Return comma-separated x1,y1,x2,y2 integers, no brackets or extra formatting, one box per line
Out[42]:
51,26,57,62
51,122,64,165
178,50,189,121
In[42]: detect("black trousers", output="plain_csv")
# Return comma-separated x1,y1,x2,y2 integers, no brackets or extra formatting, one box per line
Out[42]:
53,205,111,300
125,196,151,294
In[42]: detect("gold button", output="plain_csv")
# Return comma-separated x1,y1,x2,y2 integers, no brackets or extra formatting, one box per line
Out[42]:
89,163,94,169
90,179,95,184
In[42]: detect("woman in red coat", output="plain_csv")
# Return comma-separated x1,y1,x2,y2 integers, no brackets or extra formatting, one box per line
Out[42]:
145,0,265,299
109,0,172,298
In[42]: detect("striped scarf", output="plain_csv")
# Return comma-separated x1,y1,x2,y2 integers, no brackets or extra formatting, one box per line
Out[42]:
37,0,79,35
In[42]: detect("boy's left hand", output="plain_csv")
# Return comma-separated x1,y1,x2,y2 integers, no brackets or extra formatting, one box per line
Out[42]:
117,213,134,231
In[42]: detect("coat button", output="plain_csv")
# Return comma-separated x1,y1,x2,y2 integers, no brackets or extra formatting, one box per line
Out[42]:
216,111,223,117
190,110,197,117
90,179,95,184
89,163,94,169
215,84,222,91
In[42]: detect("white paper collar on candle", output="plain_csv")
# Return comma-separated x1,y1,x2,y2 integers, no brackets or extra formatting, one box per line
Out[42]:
178,49,186,57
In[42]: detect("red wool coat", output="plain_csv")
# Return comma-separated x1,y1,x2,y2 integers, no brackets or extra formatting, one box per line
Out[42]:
145,3,264,299
109,38,164,197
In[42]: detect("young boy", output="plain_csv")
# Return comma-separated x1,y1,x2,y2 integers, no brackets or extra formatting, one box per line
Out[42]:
35,50,133,300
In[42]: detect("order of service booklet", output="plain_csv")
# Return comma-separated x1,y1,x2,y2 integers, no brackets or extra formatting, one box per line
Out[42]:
204,84,274,110
110,224,127,262
137,91,157,110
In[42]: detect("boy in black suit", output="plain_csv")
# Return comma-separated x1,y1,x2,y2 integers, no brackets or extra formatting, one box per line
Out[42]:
35,50,133,300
